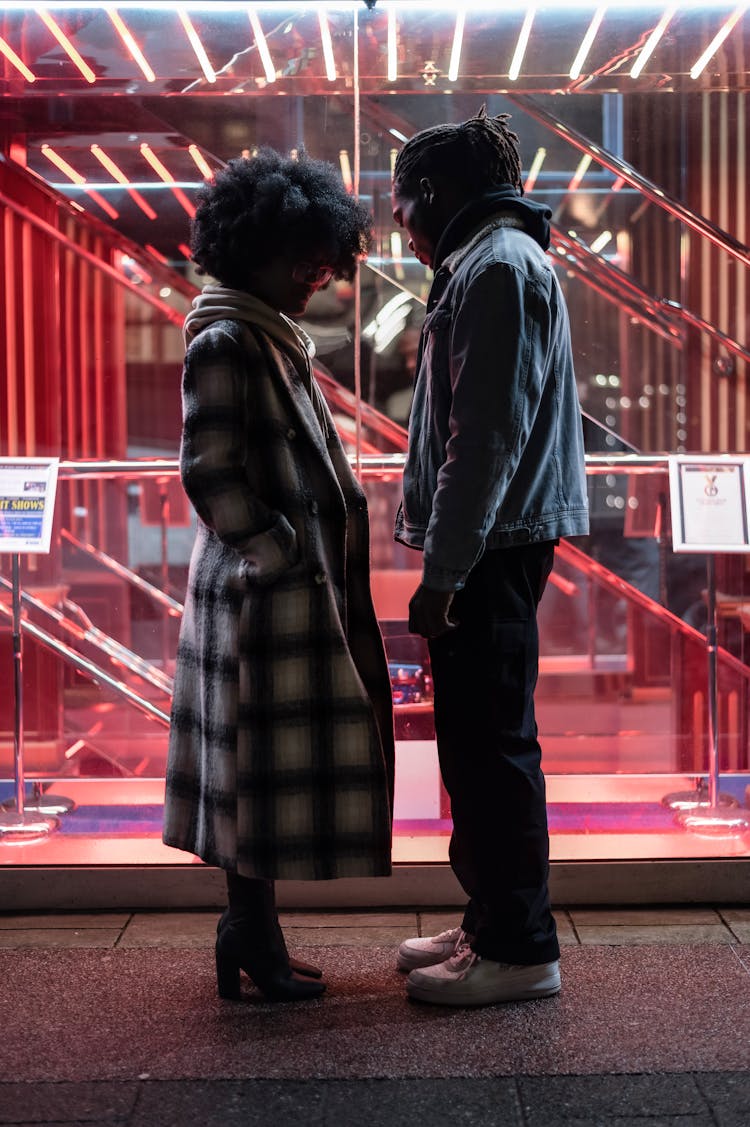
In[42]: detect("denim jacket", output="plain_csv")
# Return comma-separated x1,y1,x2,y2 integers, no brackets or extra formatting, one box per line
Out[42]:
395,202,589,592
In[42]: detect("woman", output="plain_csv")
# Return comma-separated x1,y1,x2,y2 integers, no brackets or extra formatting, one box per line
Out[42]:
163,150,395,1003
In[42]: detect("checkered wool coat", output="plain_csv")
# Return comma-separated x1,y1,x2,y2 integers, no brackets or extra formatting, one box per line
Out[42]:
163,317,395,880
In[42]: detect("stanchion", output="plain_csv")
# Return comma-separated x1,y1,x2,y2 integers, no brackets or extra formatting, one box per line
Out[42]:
0,554,59,842
670,555,749,835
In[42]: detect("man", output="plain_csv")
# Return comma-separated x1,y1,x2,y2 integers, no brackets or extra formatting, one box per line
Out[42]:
392,107,589,1006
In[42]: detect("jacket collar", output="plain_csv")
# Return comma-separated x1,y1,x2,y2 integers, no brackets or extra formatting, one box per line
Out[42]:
432,185,552,270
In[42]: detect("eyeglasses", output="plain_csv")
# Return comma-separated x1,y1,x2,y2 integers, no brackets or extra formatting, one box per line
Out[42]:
292,262,335,286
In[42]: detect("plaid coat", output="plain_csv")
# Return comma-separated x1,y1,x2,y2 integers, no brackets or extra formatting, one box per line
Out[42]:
163,318,395,880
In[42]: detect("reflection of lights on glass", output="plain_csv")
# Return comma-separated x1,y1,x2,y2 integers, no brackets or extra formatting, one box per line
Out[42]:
676,412,687,424
188,144,214,180
605,397,616,409
606,415,616,426
659,383,670,394
676,384,686,394
644,384,654,394
639,396,650,408
595,374,608,386
614,496,625,510
620,396,631,409
160,287,172,298
628,497,639,509
677,430,687,441
676,395,687,407
606,474,617,486
608,375,620,386
509,7,535,81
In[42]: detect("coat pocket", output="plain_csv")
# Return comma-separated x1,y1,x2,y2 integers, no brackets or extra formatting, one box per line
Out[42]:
240,512,300,587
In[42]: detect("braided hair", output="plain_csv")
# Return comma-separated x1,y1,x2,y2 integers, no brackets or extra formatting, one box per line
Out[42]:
393,106,523,197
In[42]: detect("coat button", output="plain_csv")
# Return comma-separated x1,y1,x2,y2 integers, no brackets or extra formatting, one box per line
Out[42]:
286,427,296,440
314,572,326,585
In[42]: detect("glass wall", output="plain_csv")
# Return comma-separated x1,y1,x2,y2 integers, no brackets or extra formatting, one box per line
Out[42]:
0,2,748,866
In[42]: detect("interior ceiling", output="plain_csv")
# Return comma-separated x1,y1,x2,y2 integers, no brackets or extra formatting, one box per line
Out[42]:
2,3,747,261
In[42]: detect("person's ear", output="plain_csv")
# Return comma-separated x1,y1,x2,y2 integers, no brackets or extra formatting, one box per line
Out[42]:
419,177,436,206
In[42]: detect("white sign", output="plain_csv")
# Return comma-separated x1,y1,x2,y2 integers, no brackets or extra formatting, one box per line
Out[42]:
669,455,750,552
0,457,60,554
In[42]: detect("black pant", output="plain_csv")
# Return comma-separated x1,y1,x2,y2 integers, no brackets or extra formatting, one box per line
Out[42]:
428,541,560,966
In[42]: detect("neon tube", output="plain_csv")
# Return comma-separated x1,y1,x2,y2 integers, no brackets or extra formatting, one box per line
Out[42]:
41,143,86,183
90,144,158,219
139,143,196,217
0,34,36,82
339,150,353,192
177,8,216,83
570,6,606,80
524,147,546,193
36,9,96,83
448,9,464,82
187,144,214,180
107,9,155,81
690,6,747,80
509,8,535,81
568,153,593,190
387,3,397,82
248,7,276,83
630,6,676,79
318,9,337,81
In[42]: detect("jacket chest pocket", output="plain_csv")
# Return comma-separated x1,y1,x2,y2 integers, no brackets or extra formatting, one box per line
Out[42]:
419,306,452,386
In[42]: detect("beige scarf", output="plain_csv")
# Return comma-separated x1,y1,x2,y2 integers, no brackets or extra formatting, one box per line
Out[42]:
183,284,329,433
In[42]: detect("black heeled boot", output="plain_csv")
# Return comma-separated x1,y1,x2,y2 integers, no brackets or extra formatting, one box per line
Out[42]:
216,874,325,1002
216,909,323,980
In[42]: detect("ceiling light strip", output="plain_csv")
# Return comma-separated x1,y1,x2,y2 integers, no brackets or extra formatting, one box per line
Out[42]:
248,7,276,83
107,9,156,82
139,143,196,216
177,8,216,83
509,7,535,82
187,144,214,180
387,3,397,82
41,144,119,219
86,189,119,220
689,5,747,80
318,9,337,81
36,9,96,83
630,6,676,78
570,6,606,79
524,147,546,193
90,144,158,219
447,8,465,82
568,153,593,190
0,34,36,82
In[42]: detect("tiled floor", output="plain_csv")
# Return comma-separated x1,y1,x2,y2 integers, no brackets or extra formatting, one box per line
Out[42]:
1,907,749,1126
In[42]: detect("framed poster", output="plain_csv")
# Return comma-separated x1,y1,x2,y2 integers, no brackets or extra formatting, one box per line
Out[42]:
0,457,60,554
668,455,750,552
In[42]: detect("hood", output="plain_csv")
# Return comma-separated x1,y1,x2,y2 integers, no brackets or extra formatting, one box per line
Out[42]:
433,185,552,270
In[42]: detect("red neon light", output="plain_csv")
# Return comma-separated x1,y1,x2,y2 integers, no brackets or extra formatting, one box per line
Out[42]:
139,143,196,218
145,243,168,265
107,10,155,82
0,33,36,82
177,10,216,83
90,144,157,220
36,10,96,84
187,144,214,180
41,143,86,183
86,190,119,221
178,243,192,259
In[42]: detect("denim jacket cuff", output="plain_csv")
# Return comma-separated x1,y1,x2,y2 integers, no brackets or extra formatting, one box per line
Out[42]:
421,562,467,592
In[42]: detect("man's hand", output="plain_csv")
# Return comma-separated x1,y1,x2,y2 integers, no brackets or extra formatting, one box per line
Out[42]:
408,584,458,639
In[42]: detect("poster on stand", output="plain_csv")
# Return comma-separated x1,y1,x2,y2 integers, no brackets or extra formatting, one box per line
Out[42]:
668,455,750,552
0,457,60,554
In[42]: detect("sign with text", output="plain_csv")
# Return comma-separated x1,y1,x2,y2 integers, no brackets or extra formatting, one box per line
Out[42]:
668,455,750,552
0,457,60,554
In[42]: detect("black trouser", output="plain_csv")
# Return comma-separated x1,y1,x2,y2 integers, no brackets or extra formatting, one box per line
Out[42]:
428,541,560,966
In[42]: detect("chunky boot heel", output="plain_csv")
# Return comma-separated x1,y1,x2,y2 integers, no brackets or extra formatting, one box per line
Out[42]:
215,923,325,1003
217,905,324,980
215,947,242,1000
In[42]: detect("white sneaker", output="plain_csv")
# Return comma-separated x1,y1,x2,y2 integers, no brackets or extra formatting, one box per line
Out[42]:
397,926,469,972
406,944,561,1006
